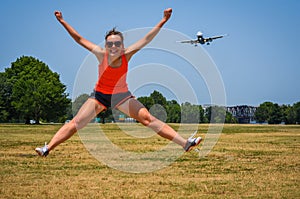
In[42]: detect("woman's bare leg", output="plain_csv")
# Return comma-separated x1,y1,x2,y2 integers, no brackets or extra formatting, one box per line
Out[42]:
117,98,187,148
47,98,105,151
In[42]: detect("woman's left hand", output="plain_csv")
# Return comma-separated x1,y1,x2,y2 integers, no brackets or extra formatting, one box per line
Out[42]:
163,8,172,21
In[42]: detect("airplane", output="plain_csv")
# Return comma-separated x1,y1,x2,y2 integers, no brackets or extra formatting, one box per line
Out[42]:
177,31,227,46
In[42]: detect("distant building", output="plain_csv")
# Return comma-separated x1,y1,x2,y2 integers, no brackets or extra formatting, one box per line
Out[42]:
227,105,257,124
118,114,136,123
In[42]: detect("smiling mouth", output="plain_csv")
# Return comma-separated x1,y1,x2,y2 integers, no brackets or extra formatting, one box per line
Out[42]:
109,48,122,56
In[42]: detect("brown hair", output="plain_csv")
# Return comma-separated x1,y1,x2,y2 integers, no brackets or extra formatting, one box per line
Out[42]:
105,27,124,41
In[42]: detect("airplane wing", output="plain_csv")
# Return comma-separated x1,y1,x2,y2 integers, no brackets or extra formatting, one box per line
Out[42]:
205,34,228,42
177,39,199,44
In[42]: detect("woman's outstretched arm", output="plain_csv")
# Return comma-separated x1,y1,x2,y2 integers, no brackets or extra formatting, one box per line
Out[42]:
125,8,172,60
54,11,104,60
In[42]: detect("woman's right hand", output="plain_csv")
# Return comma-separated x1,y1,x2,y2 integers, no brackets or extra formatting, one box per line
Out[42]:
54,11,63,22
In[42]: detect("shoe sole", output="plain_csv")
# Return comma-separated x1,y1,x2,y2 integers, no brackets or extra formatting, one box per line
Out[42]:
186,137,202,152
35,148,44,157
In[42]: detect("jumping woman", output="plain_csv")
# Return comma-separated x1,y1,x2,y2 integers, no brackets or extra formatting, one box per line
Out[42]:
35,8,202,157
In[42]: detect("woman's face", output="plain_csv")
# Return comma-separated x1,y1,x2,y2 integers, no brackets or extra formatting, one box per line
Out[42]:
105,35,124,57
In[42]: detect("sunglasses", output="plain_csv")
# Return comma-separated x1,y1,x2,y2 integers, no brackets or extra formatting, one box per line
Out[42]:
106,41,122,48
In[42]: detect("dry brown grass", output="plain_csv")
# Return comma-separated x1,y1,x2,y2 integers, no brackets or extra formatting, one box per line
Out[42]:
0,124,299,198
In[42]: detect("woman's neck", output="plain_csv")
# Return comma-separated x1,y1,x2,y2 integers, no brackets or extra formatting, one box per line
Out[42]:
108,55,122,68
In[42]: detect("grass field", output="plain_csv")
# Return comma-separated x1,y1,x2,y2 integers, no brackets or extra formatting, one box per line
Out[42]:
0,123,299,198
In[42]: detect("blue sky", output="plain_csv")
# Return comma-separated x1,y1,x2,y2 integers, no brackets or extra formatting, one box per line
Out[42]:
1,0,299,106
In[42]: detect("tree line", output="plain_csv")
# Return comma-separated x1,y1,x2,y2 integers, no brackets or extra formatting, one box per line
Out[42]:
1,56,299,124
72,91,237,124
255,101,300,124
72,91,300,125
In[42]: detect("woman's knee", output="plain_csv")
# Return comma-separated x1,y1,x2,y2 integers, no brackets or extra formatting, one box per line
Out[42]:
145,115,165,133
138,110,163,129
138,109,152,126
70,117,86,131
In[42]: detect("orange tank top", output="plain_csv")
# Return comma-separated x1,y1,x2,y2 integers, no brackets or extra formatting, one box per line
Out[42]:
94,53,129,94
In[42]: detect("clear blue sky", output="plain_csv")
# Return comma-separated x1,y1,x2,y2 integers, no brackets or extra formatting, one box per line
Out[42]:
1,0,299,106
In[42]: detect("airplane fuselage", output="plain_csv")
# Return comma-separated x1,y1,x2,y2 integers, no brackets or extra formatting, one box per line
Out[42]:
197,35,205,45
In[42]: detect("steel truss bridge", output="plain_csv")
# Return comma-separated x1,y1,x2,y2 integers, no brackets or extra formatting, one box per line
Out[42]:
227,105,257,123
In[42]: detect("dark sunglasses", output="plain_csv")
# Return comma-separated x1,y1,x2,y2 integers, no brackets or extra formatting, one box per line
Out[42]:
106,41,122,48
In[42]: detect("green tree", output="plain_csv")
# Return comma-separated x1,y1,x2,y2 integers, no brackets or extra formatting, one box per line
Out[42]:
99,108,113,124
72,93,89,116
5,56,70,124
137,91,207,124
282,102,300,124
205,106,226,123
293,102,300,124
225,111,238,123
72,93,114,124
137,96,154,110
198,105,207,123
166,100,181,123
255,102,283,124
269,103,283,124
255,102,274,123
0,73,10,122
0,72,18,122
150,90,167,107
181,102,200,123
138,91,168,121
138,92,180,123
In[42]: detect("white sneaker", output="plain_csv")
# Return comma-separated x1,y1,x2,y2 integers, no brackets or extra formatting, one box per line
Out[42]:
35,142,49,157
184,131,202,152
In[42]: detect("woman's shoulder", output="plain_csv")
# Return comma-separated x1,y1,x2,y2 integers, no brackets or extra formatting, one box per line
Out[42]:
123,48,137,61
92,46,106,63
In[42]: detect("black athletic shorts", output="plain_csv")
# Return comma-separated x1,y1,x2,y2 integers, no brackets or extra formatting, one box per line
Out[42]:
90,90,134,109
